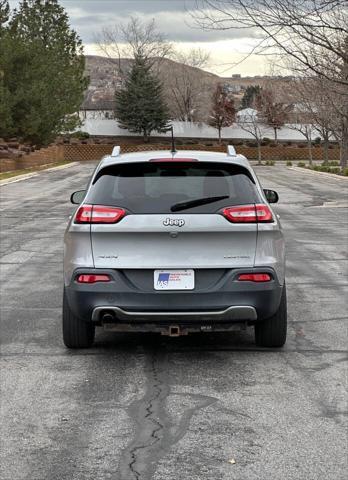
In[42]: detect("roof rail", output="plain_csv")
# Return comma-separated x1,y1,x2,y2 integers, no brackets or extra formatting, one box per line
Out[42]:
227,145,237,157
111,146,121,157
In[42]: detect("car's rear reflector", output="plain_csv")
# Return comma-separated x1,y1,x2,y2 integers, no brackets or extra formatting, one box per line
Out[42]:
238,273,272,282
77,274,111,283
75,205,126,224
222,204,273,223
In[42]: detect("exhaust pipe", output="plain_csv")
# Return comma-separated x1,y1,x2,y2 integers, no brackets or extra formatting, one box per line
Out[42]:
101,311,115,323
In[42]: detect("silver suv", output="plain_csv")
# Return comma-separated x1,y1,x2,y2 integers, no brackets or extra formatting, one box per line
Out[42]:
63,146,286,348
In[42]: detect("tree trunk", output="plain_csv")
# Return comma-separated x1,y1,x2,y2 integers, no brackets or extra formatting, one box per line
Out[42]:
143,130,149,143
323,137,329,165
340,113,348,169
307,138,313,166
341,40,348,169
257,141,262,164
218,127,221,144
274,127,278,145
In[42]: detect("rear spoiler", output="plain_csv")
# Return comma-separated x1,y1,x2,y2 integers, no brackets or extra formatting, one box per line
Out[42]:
111,144,237,158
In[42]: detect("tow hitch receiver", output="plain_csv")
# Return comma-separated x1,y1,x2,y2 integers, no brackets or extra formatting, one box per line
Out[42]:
164,325,182,337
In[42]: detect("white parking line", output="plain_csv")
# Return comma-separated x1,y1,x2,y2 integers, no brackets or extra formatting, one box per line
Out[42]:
289,166,348,181
0,162,78,186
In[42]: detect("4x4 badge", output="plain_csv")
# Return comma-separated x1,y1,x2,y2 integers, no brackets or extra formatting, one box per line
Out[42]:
163,218,185,227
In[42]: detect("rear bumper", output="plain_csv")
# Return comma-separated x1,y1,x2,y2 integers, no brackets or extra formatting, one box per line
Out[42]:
92,305,257,322
65,267,283,325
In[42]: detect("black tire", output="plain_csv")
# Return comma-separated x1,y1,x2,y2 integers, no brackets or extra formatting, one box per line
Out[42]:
62,290,95,348
255,285,287,348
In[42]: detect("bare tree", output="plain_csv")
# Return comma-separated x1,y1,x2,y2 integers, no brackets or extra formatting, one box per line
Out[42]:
289,76,340,164
194,0,348,166
97,19,214,123
289,122,315,166
195,1,347,83
97,17,173,78
162,48,212,122
237,107,268,164
255,88,292,143
209,84,236,143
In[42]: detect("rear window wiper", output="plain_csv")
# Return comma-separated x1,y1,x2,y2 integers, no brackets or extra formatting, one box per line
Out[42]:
170,195,229,212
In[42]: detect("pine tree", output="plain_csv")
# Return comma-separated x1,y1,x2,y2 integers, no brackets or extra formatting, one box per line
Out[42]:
209,84,235,143
241,85,261,109
115,56,170,142
2,0,88,145
0,0,9,28
0,0,12,137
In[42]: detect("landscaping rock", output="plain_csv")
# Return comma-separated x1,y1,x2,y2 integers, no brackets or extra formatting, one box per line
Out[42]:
7,148,23,159
19,145,31,153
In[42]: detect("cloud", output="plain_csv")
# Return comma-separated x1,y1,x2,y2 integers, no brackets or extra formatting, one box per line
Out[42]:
8,0,267,75
8,0,259,43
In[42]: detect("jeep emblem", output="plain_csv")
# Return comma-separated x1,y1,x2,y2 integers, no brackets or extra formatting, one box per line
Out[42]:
163,218,185,227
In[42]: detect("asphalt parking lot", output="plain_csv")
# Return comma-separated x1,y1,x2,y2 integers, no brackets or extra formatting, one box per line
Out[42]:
0,163,347,480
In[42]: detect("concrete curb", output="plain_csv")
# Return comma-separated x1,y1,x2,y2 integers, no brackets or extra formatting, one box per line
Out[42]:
288,166,348,181
0,162,78,186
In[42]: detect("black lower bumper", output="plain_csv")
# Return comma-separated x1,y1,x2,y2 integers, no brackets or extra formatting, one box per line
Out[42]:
65,267,283,324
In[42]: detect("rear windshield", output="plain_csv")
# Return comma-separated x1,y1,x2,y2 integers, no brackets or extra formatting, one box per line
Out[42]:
86,161,260,214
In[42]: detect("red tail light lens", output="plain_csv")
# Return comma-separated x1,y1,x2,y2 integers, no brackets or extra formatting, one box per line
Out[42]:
149,158,198,162
222,204,257,222
238,273,272,282
222,204,273,223
75,205,126,224
75,205,93,223
91,206,126,223
255,204,273,222
77,274,111,283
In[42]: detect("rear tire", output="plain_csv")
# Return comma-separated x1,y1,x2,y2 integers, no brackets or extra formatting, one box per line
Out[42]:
255,285,287,348
62,290,95,348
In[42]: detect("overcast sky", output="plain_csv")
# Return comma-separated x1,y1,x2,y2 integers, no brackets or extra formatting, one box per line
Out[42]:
8,0,268,76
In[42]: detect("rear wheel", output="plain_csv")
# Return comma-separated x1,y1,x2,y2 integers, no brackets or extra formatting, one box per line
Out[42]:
62,290,95,348
255,285,287,348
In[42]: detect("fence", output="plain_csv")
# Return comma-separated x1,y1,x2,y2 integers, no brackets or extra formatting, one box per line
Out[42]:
0,143,341,173
0,145,64,173
79,118,325,142
62,143,340,162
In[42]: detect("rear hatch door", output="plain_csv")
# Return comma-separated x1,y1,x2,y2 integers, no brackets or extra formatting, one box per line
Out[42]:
87,160,260,269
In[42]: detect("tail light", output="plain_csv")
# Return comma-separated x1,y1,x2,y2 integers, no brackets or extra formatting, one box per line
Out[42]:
77,274,111,283
255,204,273,222
222,204,273,223
75,205,126,224
238,273,272,282
149,158,198,162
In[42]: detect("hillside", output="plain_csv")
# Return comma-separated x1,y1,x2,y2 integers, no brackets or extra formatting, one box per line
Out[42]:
82,55,219,111
82,55,295,118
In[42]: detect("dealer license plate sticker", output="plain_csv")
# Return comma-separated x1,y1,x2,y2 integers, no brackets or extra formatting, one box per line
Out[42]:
154,270,195,290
